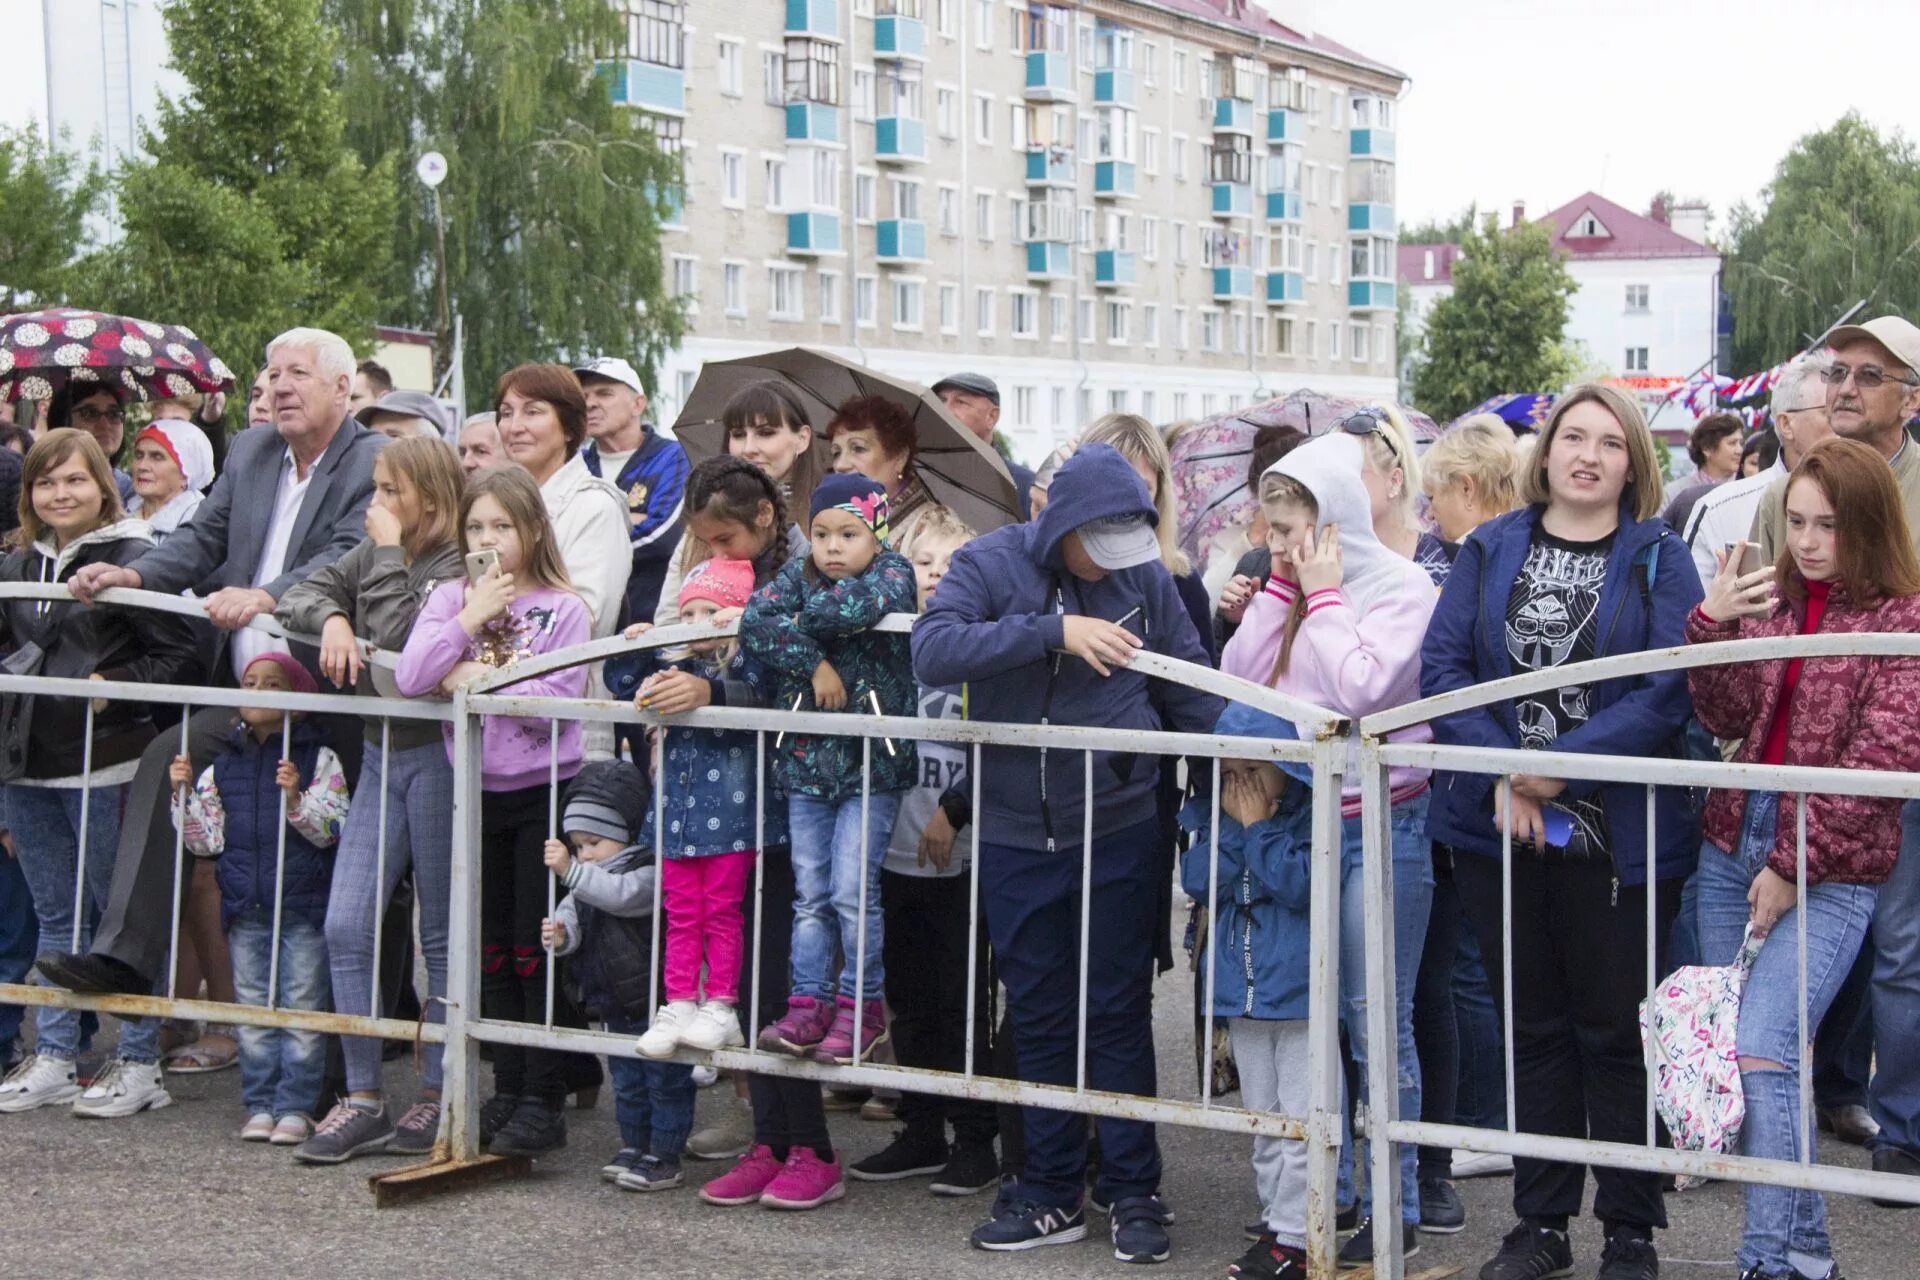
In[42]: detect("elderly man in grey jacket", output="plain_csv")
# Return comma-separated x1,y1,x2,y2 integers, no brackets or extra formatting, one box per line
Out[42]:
36,326,387,998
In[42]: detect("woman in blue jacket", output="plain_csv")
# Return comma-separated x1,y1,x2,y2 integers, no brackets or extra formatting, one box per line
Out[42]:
1419,385,1703,1280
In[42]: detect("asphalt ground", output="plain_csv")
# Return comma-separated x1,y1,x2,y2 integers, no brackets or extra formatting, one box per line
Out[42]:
7,965,1916,1280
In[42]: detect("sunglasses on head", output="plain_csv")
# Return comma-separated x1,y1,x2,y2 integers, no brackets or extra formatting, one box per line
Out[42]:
1339,409,1399,460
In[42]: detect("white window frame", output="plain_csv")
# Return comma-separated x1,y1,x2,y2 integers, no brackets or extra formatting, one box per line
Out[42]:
1625,346,1649,372
975,286,996,337
764,155,787,210
1013,385,1035,427
717,38,744,98
1351,323,1369,362
1142,302,1158,348
892,276,925,332
1011,288,1039,340
722,260,746,316
768,264,805,321
1172,48,1187,93
1201,308,1221,353
670,254,698,313
1106,299,1130,347
937,183,961,237
1049,295,1068,341
1170,133,1187,182
1142,216,1159,261
819,269,842,323
973,91,994,144
936,85,959,138
1141,126,1160,175
854,170,878,223
939,282,960,334
1078,296,1095,337
974,188,994,242
718,147,746,208
973,0,993,50
855,274,878,328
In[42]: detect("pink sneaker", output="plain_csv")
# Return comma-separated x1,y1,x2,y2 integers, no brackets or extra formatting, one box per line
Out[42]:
699,1144,784,1206
756,995,833,1056
812,996,889,1065
759,1147,846,1210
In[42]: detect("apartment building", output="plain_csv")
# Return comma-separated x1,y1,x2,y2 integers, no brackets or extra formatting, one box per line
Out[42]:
612,0,1407,464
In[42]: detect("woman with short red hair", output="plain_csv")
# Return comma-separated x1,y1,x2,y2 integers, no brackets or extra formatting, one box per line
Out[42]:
825,395,931,546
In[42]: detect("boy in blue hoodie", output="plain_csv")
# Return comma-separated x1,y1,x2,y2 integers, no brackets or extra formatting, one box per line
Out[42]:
911,443,1223,1263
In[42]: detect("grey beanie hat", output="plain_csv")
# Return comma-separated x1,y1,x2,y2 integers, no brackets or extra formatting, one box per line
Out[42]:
561,760,651,845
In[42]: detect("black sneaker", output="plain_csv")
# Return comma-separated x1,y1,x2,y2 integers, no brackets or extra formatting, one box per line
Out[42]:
386,1100,441,1157
33,951,148,998
600,1145,645,1183
1090,1191,1176,1223
1596,1230,1658,1280
930,1140,1000,1196
1229,1235,1309,1279
477,1093,520,1149
1247,1204,1357,1240
1870,1145,1920,1208
616,1152,684,1192
1480,1220,1574,1280
488,1097,566,1158
969,1197,1088,1251
1337,1216,1419,1269
1419,1176,1467,1234
849,1129,949,1182
1109,1196,1172,1264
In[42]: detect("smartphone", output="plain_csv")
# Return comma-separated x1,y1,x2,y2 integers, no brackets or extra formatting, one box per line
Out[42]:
464,548,499,584
1540,807,1575,849
1737,543,1764,577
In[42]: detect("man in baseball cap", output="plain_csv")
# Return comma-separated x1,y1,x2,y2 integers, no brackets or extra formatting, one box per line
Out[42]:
575,355,690,624
932,371,1033,519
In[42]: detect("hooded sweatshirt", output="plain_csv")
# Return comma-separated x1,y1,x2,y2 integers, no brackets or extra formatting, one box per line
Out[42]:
1218,434,1435,813
911,443,1223,851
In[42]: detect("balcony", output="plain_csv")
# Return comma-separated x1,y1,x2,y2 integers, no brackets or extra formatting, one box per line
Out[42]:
1026,240,1071,280
785,101,839,144
786,0,839,39
1093,68,1136,106
873,14,926,60
1266,108,1299,145
1349,128,1396,160
1025,147,1074,186
1348,280,1397,311
788,211,842,255
1266,190,1301,223
1348,203,1395,233
1212,97,1254,134
875,218,928,264
875,116,926,164
1094,250,1137,288
1025,51,1073,101
600,59,686,116
647,181,684,229
1213,265,1253,301
1211,182,1252,220
1093,160,1135,199
1264,271,1304,306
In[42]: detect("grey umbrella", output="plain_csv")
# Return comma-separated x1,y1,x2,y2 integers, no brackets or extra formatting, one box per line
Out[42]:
671,346,1022,534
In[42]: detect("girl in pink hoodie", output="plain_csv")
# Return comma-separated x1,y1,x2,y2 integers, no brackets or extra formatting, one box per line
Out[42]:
1218,429,1437,1258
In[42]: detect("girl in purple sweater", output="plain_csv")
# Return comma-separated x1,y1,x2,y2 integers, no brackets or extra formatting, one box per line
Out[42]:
397,466,590,1158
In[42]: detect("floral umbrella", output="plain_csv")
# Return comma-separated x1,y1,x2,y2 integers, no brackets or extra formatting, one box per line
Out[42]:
0,308,237,405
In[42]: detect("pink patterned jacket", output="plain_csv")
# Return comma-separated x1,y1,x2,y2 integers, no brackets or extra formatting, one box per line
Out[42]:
1686,587,1920,885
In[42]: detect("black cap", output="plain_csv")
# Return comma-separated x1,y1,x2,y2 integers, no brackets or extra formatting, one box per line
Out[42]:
930,371,999,406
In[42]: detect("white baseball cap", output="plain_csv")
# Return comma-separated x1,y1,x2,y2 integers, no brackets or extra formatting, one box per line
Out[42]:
1077,514,1161,571
573,356,647,396
1824,316,1920,377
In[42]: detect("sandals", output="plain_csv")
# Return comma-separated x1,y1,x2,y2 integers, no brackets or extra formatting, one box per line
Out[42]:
165,1033,238,1075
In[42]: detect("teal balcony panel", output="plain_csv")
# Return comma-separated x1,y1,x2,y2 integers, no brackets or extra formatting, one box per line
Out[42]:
1025,147,1074,185
1026,240,1071,279
1211,182,1252,219
786,0,839,38
785,101,840,143
1093,160,1136,198
1212,97,1253,134
1349,128,1396,160
873,14,926,60
1266,108,1299,144
875,115,926,163
788,211,842,255
875,218,928,263
1265,190,1301,223
1213,265,1253,301
1348,280,1397,311
646,181,684,229
1094,250,1137,288
1025,51,1072,99
1093,68,1136,106
599,59,686,115
1348,203,1395,233
1264,271,1304,305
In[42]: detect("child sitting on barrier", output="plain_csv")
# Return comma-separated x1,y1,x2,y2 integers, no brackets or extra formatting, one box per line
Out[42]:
741,473,917,1069
604,558,768,1058
171,652,349,1147
1180,704,1314,1280
538,760,689,1192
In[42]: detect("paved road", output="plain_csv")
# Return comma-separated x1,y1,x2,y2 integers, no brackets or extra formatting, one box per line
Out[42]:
9,966,1915,1280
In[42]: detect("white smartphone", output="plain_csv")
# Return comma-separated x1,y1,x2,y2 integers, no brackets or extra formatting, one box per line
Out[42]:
464,548,499,584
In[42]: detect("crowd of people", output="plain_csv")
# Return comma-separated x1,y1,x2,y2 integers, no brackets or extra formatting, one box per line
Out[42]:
0,316,1918,1280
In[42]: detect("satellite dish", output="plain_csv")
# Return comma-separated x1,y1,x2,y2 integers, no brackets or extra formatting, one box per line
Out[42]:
416,151,449,189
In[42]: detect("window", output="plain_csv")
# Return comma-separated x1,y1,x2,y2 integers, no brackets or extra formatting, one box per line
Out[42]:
819,270,841,322
1078,21,1094,71
1079,388,1092,425
809,149,841,210
1051,386,1067,425
1142,302,1158,347
1143,216,1159,261
974,0,992,49
1078,113,1095,160
878,70,922,120
1329,322,1340,359
717,39,743,97
1200,231,1215,268
1141,126,1159,174
1012,291,1038,338
1575,213,1603,237
1173,306,1189,350
975,287,995,336
1201,309,1221,353
974,191,993,241
764,157,786,209
1305,240,1318,281
855,275,878,327
1013,386,1035,425
1207,136,1251,184
1077,205,1094,246
670,255,697,304
769,266,803,320
891,177,921,220
1141,41,1156,86
939,283,959,333
1010,102,1029,150
1173,221,1189,265
1351,324,1369,361
1201,393,1218,418
936,86,959,137
1049,295,1068,340
1625,284,1650,312
1254,315,1267,355
1172,392,1189,420
893,278,923,330
1106,300,1130,345
784,36,840,104
623,0,686,66
1230,312,1246,356
675,368,697,409
1108,389,1128,413
1170,134,1187,181
852,67,875,121
937,185,960,236
1010,194,1027,239
937,0,956,37
1304,319,1318,357
974,92,993,143
1172,48,1187,92
722,261,745,315
762,50,785,105
1302,162,1317,206
854,171,876,222
1078,297,1094,336
1625,347,1649,372
719,150,745,206
1275,316,1294,355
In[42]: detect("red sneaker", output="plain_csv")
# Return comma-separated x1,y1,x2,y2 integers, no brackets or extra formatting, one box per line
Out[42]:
699,1144,784,1206
759,1147,846,1210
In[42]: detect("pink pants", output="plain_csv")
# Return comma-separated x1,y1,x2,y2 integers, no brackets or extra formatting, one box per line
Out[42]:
660,850,755,1004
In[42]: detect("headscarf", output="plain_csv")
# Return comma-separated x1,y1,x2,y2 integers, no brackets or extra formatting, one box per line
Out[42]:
135,419,216,494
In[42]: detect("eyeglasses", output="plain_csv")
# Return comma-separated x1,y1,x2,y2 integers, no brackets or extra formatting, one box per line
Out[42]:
71,405,127,426
1822,362,1920,391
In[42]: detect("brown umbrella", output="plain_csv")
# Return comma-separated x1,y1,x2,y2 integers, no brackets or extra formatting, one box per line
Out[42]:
672,346,1021,534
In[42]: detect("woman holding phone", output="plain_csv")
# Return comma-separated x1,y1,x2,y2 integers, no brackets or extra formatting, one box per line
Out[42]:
1420,385,1704,1280
1687,438,1920,1280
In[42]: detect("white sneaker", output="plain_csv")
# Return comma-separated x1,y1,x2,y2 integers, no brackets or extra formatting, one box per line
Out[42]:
679,1000,745,1052
691,1064,720,1088
636,1001,698,1059
0,1054,82,1113
271,1114,314,1145
240,1111,276,1142
71,1059,173,1118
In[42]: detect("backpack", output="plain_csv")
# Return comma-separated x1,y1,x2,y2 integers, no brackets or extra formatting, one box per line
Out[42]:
1639,924,1761,1153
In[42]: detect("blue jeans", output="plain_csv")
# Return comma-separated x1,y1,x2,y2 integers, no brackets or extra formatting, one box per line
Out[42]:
1337,793,1433,1226
5,783,159,1062
1696,792,1876,1278
604,1013,695,1157
1869,799,1920,1155
787,791,903,1001
0,840,36,1052
228,907,332,1120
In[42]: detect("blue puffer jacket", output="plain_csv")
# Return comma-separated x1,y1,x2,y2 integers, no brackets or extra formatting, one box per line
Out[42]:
1420,503,1704,885
212,721,335,931
604,646,789,856
1180,703,1314,1021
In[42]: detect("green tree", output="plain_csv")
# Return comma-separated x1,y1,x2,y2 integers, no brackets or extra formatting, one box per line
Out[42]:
1727,114,1920,371
1409,217,1578,422
1398,203,1480,246
0,126,105,309
327,0,685,407
72,0,395,390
